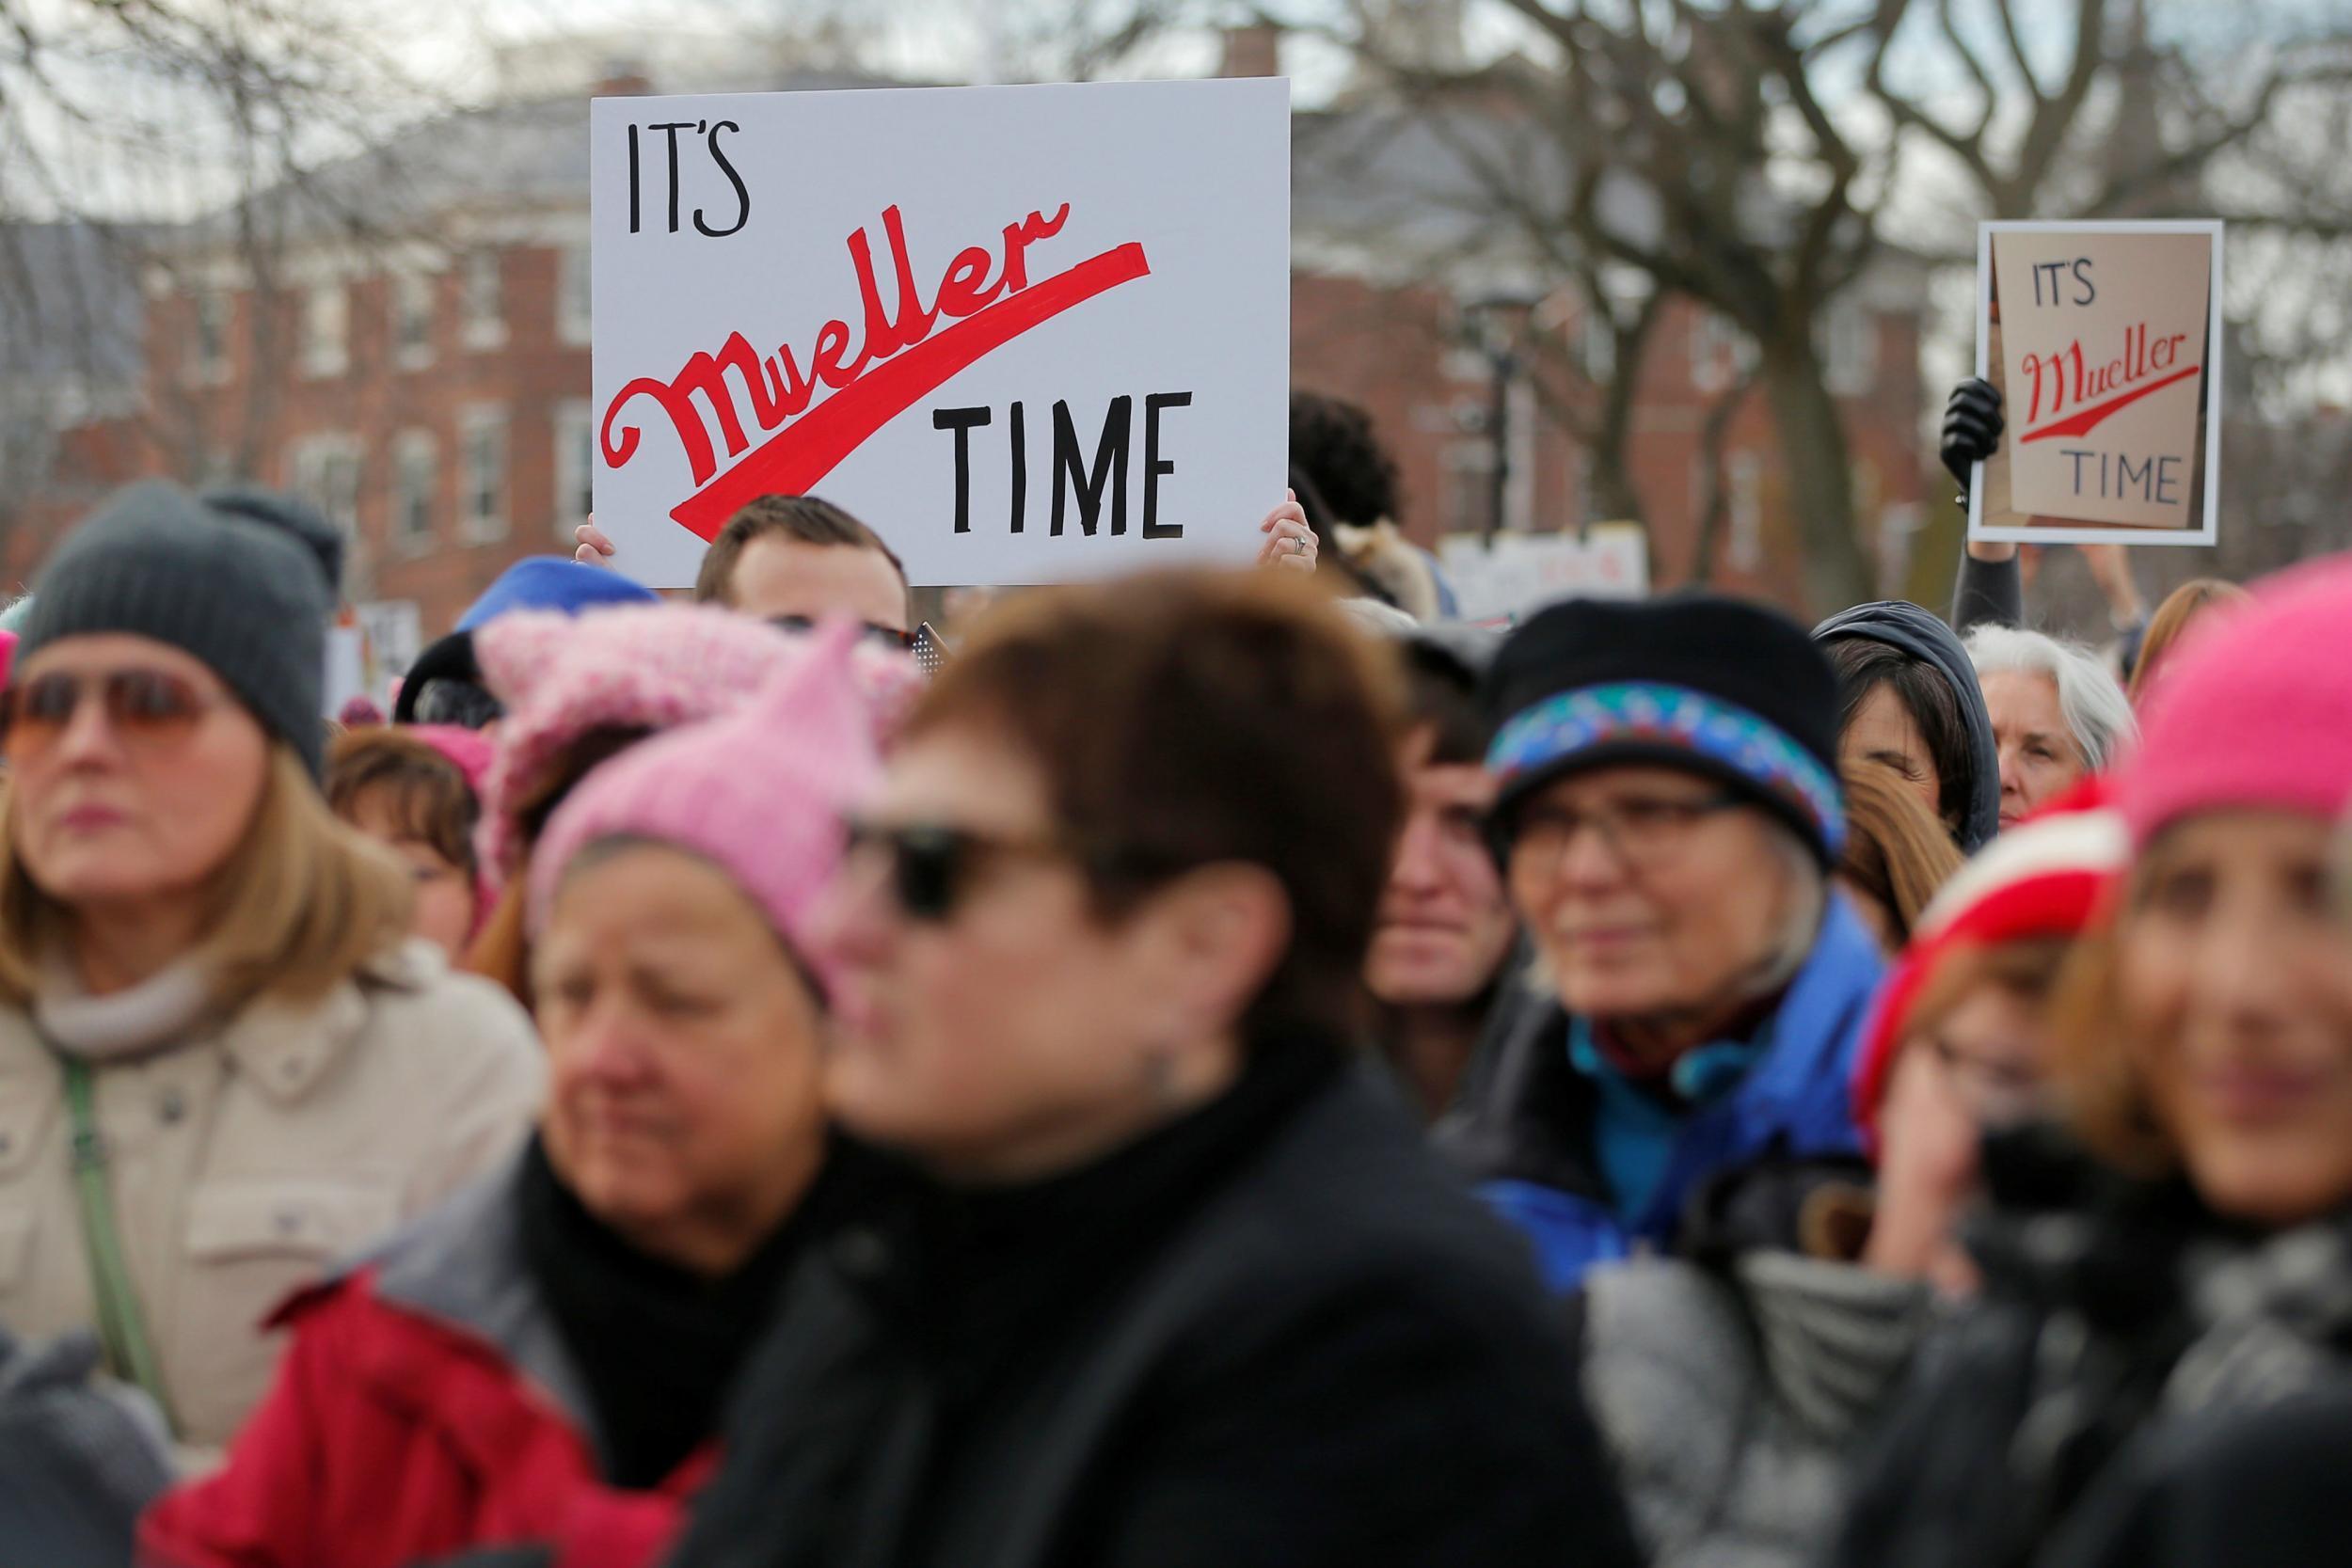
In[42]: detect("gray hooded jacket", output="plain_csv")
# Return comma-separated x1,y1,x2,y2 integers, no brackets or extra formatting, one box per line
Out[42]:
1811,600,2002,852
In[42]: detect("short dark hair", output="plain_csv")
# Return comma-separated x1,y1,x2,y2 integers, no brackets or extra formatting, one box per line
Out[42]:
1401,644,1489,767
910,571,1406,1050
326,730,480,877
1823,639,1973,837
1289,392,1400,530
693,494,908,608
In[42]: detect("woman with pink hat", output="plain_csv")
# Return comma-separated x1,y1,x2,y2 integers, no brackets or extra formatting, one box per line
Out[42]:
1831,554,2352,1568
139,626,891,1568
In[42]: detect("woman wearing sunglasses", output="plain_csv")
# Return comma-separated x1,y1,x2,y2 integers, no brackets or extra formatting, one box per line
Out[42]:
0,483,545,1456
141,630,885,1568
664,571,1638,1568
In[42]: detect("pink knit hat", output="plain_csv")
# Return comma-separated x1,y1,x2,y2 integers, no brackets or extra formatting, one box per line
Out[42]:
473,603,919,883
406,724,495,794
526,621,885,998
2119,553,2352,849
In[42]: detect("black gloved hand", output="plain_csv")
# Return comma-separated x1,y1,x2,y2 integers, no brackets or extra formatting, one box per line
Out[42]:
1939,378,2004,494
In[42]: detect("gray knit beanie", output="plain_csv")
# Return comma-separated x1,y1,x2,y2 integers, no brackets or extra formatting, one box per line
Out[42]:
19,482,343,778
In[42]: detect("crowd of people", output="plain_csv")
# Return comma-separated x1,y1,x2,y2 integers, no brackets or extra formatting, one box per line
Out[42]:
0,378,2346,1568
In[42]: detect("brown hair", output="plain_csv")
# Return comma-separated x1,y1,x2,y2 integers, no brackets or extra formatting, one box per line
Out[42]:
326,729,480,879
1837,764,1965,945
693,494,908,610
2129,578,2250,707
1906,935,2075,1047
1824,638,1977,835
909,570,1407,1048
2043,859,2183,1177
0,747,412,1010
463,722,653,1008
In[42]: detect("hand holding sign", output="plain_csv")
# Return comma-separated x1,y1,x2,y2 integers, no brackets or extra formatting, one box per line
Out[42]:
1970,221,2223,550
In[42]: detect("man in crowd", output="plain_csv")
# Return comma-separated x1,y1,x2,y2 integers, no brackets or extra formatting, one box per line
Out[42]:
575,495,912,639
1366,625,1521,1121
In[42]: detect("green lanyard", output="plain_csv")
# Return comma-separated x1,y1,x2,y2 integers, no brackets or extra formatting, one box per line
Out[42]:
58,1055,179,1435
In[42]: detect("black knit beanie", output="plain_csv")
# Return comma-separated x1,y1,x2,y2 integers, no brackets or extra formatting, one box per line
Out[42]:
1483,593,1847,864
20,482,342,778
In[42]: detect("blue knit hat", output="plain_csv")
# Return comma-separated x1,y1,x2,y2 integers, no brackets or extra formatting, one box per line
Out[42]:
455,558,655,632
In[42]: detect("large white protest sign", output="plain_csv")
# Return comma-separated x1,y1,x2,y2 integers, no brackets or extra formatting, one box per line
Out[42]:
591,80,1291,588
1969,221,2222,549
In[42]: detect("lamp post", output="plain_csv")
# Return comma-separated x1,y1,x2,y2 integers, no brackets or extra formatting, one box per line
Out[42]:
1463,293,1540,544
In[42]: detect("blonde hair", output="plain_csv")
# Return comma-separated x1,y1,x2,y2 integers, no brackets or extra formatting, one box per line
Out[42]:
2042,881,2174,1178
0,746,414,1011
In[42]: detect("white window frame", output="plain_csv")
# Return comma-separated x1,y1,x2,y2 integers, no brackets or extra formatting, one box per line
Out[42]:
390,271,436,371
390,430,437,551
301,283,349,379
552,399,595,539
188,291,230,387
288,433,364,536
458,404,509,543
558,245,592,346
461,250,506,351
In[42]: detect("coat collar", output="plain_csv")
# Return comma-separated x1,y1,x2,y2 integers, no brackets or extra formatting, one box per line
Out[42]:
216,939,437,1106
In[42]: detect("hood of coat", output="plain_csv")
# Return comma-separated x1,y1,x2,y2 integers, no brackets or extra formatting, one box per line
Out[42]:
1812,600,2002,852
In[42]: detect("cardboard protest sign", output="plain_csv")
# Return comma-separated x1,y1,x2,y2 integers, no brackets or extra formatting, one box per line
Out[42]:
590,80,1291,588
1970,221,2223,548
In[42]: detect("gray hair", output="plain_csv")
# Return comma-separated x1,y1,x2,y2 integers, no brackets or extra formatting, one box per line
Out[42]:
1965,624,2137,771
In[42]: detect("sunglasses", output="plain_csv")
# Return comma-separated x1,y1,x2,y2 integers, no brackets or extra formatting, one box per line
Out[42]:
769,614,916,653
0,669,226,762
845,820,1185,923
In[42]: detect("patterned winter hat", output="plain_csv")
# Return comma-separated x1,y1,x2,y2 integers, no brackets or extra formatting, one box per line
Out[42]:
1486,593,1847,863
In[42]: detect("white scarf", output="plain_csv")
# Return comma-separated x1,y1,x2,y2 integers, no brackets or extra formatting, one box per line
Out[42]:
35,954,215,1061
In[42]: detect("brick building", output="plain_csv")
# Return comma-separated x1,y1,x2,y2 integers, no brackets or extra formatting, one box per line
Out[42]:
18,55,1929,638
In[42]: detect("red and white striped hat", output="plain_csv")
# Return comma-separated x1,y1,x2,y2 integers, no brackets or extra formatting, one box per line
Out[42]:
1850,784,2130,1157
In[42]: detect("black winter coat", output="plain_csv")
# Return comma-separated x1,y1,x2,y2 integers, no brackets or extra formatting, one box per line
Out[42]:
1827,1125,2352,1568
665,1047,1641,1568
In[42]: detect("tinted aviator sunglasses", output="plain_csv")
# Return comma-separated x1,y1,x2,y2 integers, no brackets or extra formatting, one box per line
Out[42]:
0,669,225,760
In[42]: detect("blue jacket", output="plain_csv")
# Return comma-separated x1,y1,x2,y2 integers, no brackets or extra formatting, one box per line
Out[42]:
1437,895,1886,1291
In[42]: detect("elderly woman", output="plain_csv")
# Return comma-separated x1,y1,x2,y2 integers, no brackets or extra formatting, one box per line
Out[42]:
1964,624,2136,831
0,483,543,1453
139,629,888,1568
1443,594,1887,1291
1575,798,2126,1568
1833,556,2352,1568
664,572,1639,1568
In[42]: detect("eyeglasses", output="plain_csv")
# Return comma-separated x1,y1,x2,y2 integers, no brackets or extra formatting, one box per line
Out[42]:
0,669,226,763
769,614,916,653
845,819,1181,923
1505,792,1745,872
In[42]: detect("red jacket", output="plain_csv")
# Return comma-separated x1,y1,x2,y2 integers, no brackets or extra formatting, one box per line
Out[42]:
139,1164,712,1568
